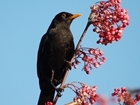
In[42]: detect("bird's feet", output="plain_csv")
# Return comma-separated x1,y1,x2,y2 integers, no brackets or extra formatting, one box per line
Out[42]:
65,60,72,70
50,81,64,97
56,87,64,97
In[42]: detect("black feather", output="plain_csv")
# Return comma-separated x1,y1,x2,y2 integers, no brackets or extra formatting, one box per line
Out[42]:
37,12,76,105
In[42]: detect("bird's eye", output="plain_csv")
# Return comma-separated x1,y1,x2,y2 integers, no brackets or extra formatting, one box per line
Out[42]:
61,13,66,18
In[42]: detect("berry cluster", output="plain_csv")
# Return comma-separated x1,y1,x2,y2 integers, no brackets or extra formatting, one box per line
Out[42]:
45,102,53,105
65,82,99,105
72,47,106,74
90,0,129,45
112,87,140,105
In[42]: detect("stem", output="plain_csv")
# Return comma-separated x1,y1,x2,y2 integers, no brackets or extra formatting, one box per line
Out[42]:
74,22,91,55
53,22,91,105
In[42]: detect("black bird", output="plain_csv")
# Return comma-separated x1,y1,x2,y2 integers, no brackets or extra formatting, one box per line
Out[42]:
37,12,81,105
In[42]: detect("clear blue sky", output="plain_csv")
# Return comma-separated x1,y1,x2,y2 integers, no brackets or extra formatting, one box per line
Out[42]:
0,0,139,105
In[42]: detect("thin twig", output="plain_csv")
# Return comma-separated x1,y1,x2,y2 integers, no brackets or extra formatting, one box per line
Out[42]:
65,101,81,105
53,22,91,105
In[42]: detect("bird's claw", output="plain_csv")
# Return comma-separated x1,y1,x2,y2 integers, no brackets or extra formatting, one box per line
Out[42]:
56,87,64,97
50,81,64,97
65,60,72,70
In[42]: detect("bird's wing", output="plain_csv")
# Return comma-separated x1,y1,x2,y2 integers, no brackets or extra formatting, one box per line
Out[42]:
66,39,75,61
37,33,56,104
37,34,48,78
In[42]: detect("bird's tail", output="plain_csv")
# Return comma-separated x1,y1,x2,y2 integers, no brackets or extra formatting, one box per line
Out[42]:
37,80,55,105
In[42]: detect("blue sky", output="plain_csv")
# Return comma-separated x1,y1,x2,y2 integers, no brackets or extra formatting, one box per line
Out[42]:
0,0,140,105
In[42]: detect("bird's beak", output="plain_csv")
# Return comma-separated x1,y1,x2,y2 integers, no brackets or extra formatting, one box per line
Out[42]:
69,14,82,19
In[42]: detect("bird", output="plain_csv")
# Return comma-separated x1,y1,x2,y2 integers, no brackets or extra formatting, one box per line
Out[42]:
37,12,81,105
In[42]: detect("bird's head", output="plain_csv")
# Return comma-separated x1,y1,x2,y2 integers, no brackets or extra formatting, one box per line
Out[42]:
52,12,81,27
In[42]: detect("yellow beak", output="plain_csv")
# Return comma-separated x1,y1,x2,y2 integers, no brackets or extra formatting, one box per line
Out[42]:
69,14,82,19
